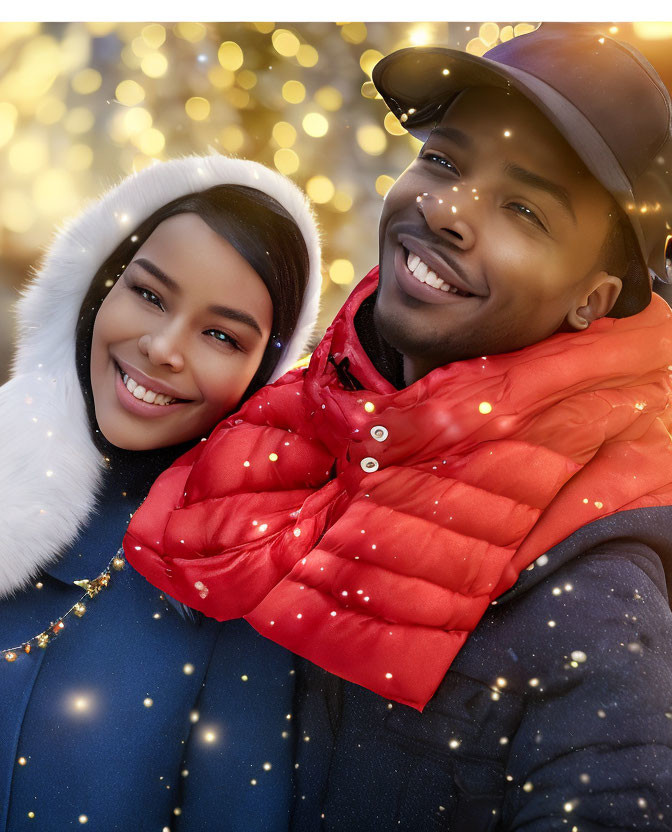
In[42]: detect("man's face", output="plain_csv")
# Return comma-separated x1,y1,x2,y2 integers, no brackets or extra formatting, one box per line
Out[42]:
376,86,617,381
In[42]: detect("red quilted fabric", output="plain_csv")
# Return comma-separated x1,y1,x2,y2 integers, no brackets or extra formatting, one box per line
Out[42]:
125,269,672,710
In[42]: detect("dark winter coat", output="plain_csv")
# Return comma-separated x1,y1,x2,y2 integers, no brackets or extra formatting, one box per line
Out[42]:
290,508,672,831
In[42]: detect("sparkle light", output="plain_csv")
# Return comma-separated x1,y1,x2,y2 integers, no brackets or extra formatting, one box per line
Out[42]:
218,41,243,70
356,124,386,155
306,175,335,203
302,113,329,138
478,401,492,414
329,259,355,285
185,97,211,121
272,29,301,58
115,79,145,106
282,80,306,104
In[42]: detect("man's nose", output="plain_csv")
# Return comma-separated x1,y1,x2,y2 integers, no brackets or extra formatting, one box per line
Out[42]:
137,328,185,373
416,187,477,250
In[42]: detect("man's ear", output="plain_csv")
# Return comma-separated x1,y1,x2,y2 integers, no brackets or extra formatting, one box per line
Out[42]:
566,273,623,330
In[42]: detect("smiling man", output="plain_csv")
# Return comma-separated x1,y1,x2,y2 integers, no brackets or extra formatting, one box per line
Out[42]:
126,24,672,830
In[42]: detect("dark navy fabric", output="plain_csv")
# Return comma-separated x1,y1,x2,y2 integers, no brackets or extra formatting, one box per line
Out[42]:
290,507,672,831
0,470,295,832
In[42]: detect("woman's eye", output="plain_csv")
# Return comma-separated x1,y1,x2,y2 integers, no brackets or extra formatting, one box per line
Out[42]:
204,329,241,351
507,202,547,230
132,285,163,308
419,151,458,173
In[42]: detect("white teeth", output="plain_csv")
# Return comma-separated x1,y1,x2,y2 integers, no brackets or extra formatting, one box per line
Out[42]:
439,283,450,292
121,369,176,405
425,270,443,289
407,252,421,271
414,261,429,281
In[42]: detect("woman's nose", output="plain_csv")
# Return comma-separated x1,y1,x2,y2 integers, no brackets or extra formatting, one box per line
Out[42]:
137,331,185,373
416,187,477,250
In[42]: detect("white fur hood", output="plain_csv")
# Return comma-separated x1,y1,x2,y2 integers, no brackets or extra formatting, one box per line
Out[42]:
0,155,322,598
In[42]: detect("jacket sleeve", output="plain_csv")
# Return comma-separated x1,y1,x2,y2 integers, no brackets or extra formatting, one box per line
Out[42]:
500,543,672,831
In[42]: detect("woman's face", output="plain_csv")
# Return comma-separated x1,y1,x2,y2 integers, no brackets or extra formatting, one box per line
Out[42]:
90,213,273,451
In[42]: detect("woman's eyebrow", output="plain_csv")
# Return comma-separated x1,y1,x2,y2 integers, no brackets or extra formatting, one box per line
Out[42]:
208,305,263,336
132,257,263,337
133,258,180,291
427,126,473,148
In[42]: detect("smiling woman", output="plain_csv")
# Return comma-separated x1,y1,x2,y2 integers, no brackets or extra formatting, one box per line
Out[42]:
0,155,322,830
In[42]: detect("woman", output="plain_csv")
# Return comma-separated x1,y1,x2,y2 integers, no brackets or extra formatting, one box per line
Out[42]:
0,155,321,831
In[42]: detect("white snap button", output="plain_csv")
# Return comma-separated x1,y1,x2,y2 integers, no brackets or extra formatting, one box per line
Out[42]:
360,457,379,473
370,425,388,442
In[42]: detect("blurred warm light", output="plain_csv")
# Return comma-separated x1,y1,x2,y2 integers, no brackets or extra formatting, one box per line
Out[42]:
0,102,18,149
72,68,102,95
357,124,387,155
315,86,343,111
633,22,672,40
274,148,300,175
218,41,244,71
302,113,329,137
514,23,537,37
375,174,396,196
142,24,166,49
33,169,78,216
208,66,234,89
64,107,95,134
142,53,168,78
85,22,115,37
227,88,249,109
282,80,306,104
0,190,35,233
360,81,378,99
479,22,500,46
272,121,297,148
237,70,257,90
329,259,355,284
219,125,245,152
0,36,60,101
306,175,335,203
116,79,145,106
272,29,301,57
341,23,367,44
297,45,319,67
9,136,48,175
175,22,206,43
500,25,514,42
124,107,153,136
384,111,406,136
332,191,353,212
466,38,489,56
66,143,94,171
409,26,431,46
360,49,384,77
135,127,165,155
35,98,66,125
253,23,275,34
185,97,211,121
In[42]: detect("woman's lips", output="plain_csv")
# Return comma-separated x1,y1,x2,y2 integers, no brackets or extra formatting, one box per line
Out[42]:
393,245,479,305
114,368,190,419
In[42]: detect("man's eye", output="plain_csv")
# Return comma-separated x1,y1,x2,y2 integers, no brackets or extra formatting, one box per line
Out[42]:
204,329,241,351
507,202,547,230
132,286,163,308
419,152,458,173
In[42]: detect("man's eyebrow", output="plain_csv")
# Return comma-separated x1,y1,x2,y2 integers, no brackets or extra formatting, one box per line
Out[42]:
504,163,577,223
426,126,473,149
132,257,263,337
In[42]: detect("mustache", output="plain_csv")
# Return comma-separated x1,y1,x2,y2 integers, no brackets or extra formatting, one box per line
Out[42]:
391,221,472,286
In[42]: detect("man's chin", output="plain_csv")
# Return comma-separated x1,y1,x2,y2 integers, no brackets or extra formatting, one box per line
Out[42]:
373,297,444,363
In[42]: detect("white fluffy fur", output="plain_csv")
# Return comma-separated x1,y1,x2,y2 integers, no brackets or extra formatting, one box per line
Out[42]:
0,154,322,598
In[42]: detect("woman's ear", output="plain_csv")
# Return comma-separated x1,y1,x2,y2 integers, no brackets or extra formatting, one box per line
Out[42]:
566,273,623,330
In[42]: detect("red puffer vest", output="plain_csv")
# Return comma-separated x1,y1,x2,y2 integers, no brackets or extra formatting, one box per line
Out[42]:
125,269,672,710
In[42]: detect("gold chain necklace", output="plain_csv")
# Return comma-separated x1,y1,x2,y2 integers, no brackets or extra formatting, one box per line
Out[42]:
2,549,126,663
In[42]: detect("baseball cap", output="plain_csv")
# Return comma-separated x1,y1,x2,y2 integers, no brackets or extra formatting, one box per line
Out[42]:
372,23,672,317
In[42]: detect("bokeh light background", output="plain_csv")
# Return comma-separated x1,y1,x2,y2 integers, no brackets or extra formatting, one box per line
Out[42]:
1,20,671,382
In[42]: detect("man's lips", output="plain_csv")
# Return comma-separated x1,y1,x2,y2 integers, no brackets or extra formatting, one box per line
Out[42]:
397,234,485,297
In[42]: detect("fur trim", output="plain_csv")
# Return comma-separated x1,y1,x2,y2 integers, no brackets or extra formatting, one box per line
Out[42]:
0,155,321,598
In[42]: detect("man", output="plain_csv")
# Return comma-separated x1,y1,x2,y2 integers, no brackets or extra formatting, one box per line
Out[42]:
126,25,672,829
